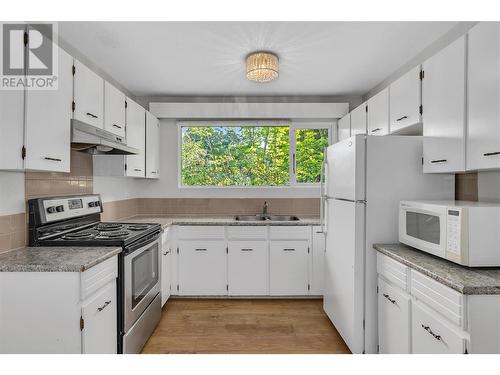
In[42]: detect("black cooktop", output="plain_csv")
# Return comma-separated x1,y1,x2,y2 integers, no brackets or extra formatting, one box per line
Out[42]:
37,222,162,247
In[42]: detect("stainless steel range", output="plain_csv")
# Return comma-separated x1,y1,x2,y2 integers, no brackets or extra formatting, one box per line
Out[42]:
28,194,162,354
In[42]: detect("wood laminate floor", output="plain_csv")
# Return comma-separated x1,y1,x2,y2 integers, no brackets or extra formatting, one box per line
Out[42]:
141,298,351,354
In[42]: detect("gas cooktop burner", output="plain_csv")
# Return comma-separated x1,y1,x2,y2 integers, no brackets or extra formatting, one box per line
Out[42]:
96,223,124,231
97,230,130,238
126,224,149,231
62,229,98,240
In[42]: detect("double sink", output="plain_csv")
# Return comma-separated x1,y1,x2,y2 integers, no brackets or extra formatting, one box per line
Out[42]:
234,214,300,222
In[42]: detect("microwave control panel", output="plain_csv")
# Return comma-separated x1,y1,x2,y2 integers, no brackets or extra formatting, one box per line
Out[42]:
446,208,462,255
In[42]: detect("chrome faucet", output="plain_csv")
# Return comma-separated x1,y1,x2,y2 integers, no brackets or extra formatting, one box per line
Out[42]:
262,201,269,216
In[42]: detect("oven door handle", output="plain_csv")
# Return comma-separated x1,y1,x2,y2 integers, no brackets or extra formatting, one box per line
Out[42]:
125,230,162,254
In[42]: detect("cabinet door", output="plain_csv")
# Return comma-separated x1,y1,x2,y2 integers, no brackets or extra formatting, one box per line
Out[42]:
377,277,411,353
338,113,351,141
310,227,325,295
411,300,467,354
350,103,367,135
0,81,24,171
73,59,104,128
270,240,309,296
125,98,146,177
177,240,227,296
104,81,126,137
367,88,389,136
228,240,268,296
161,230,171,306
422,36,466,173
468,22,500,170
389,66,422,134
24,45,72,172
81,281,117,354
145,111,160,178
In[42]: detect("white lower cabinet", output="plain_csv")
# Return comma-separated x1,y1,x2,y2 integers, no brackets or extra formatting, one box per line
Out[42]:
161,228,172,306
270,241,309,296
228,241,268,296
310,226,325,295
411,300,467,354
177,240,227,296
377,277,411,354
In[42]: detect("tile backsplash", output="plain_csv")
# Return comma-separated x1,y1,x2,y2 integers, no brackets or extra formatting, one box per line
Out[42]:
0,213,26,254
455,172,478,201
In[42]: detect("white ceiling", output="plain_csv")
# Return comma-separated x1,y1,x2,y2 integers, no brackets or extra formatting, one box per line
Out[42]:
58,22,457,97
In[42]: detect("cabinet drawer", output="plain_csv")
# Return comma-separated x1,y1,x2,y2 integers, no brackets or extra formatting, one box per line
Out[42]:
378,277,411,353
80,256,118,300
269,226,310,240
412,300,468,354
227,226,267,240
410,270,464,327
377,253,408,291
176,226,225,240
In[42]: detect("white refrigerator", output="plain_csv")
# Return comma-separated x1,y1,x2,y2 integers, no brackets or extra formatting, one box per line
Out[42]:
321,134,454,354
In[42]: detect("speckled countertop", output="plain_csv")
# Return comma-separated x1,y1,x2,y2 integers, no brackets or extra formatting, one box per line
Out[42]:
373,243,500,295
118,215,321,228
0,246,121,272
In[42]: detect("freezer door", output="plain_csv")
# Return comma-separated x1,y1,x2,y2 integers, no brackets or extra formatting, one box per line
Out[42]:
326,135,366,201
323,199,365,353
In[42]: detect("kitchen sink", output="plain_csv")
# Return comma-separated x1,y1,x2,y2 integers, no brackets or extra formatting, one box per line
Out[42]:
234,215,300,222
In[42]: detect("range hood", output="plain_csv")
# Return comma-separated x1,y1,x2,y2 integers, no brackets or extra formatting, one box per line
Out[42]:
71,120,139,155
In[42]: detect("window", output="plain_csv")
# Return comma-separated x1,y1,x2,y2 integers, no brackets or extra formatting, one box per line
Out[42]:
180,121,330,187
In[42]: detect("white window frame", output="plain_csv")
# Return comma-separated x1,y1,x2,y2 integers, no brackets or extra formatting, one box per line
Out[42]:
178,120,332,188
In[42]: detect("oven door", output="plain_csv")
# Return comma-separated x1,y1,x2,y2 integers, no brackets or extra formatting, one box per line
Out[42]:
124,235,161,332
399,204,447,258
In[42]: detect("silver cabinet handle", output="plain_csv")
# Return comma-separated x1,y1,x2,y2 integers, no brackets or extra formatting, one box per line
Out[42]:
430,159,447,164
421,324,441,341
283,248,295,251
396,115,408,121
86,112,98,119
195,248,207,251
112,124,122,129
134,168,142,171
44,157,62,162
241,248,253,252
484,151,500,157
371,128,381,133
383,293,396,304
97,300,111,312
163,249,170,256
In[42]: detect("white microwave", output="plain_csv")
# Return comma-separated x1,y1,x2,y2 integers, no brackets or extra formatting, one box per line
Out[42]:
399,200,500,267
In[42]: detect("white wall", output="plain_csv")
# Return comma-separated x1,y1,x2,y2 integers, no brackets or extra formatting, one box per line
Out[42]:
478,171,500,203
0,172,25,215
135,119,324,198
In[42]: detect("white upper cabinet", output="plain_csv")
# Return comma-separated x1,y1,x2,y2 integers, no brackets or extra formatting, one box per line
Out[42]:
350,102,367,135
467,22,500,171
422,36,467,173
145,111,160,179
389,66,422,134
338,113,351,141
24,45,73,172
0,80,24,171
367,88,389,136
125,98,146,177
73,59,104,129
104,81,126,138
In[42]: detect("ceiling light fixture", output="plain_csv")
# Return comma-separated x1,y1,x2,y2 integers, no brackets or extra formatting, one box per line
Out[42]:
246,51,279,83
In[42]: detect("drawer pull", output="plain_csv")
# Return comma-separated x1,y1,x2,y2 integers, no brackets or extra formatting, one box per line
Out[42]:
430,159,447,164
421,324,442,341
112,124,122,129
396,115,408,121
283,248,295,252
484,151,500,157
97,300,111,312
241,248,253,252
134,168,142,172
86,112,98,119
383,293,396,304
44,157,62,162
371,128,381,133
195,248,207,251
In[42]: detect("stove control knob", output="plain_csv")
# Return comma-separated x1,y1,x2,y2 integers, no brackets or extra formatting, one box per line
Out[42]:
56,205,64,212
46,206,56,214
88,201,95,207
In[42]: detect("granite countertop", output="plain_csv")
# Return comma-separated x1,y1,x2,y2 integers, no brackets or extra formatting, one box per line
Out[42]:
118,215,321,228
373,243,500,295
0,246,122,272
